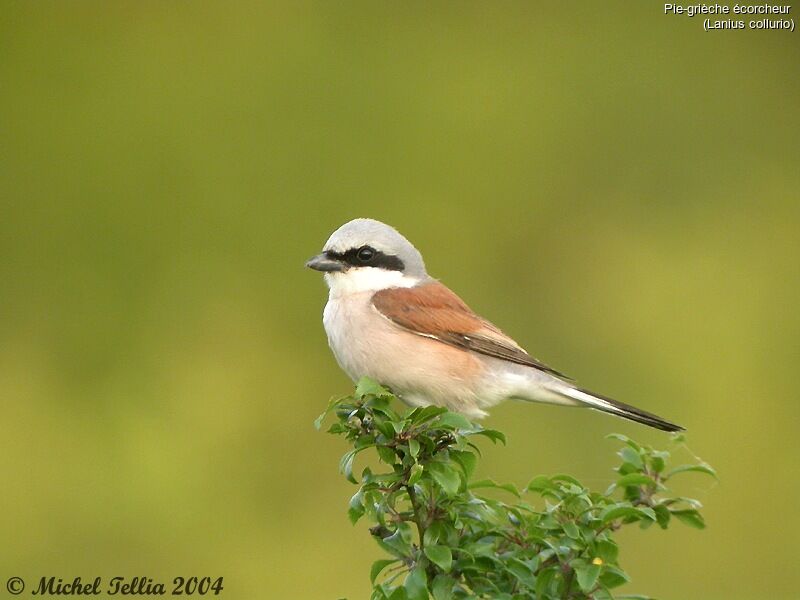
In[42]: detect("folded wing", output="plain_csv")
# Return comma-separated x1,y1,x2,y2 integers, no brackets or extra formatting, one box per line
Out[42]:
372,281,569,379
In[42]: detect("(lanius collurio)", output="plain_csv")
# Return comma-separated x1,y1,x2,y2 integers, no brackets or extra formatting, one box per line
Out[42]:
306,218,683,432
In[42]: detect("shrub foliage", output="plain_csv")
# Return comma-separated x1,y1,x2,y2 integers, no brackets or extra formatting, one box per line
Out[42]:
317,378,714,600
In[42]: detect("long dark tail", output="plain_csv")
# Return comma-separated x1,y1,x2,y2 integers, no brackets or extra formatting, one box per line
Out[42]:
558,386,684,432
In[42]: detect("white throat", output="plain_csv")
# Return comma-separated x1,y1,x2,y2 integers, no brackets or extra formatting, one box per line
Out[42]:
325,267,420,297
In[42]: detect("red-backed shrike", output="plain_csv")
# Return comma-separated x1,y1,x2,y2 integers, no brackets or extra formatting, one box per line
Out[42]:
306,218,682,431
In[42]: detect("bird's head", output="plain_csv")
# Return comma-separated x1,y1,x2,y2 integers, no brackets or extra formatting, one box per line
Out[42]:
306,218,428,295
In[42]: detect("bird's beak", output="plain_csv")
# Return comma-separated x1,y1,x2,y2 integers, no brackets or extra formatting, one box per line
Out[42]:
305,253,345,272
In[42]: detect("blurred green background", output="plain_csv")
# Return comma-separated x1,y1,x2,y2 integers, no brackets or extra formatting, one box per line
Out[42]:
1,2,798,599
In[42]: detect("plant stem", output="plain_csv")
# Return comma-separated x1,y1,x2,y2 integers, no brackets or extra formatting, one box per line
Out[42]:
564,565,576,598
406,484,426,551
407,483,440,583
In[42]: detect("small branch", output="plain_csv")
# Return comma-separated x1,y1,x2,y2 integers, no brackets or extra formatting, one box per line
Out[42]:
406,483,427,551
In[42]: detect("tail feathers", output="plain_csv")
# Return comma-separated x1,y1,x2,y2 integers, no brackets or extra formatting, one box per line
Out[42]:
559,386,684,432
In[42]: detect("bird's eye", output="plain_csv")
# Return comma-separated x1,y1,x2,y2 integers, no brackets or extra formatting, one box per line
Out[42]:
356,246,376,263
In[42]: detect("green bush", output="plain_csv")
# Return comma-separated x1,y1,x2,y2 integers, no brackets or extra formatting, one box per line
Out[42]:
317,378,715,600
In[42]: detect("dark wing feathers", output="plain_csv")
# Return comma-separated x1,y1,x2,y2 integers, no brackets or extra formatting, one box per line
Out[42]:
444,331,570,378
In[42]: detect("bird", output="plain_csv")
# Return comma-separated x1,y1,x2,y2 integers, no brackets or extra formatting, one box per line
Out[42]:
305,218,683,432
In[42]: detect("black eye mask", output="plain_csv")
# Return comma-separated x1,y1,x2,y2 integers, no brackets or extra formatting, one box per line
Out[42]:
325,245,405,272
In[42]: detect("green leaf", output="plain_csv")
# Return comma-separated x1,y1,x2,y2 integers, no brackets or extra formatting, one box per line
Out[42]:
437,412,474,430
616,473,654,487
370,559,399,584
408,463,424,485
313,413,327,431
355,435,377,450
471,428,506,445
600,505,655,524
408,405,448,425
356,377,391,398
653,504,671,529
423,521,449,547
619,446,643,469
575,564,601,592
449,450,477,479
378,445,397,465
563,521,580,540
606,433,641,451
551,473,583,487
314,395,344,430
600,566,631,589
430,575,454,600
339,449,359,483
595,539,619,564
650,450,669,473
408,439,420,459
593,589,614,600
377,529,412,559
507,558,536,588
404,567,429,600
660,495,703,509
427,462,462,496
665,463,718,480
348,490,365,524
376,420,397,439
424,545,452,572
469,479,520,497
672,509,706,529
388,588,409,600
526,475,555,492
535,567,557,597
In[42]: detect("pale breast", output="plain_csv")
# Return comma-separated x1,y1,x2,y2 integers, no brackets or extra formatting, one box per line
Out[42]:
322,291,493,416
323,292,379,381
